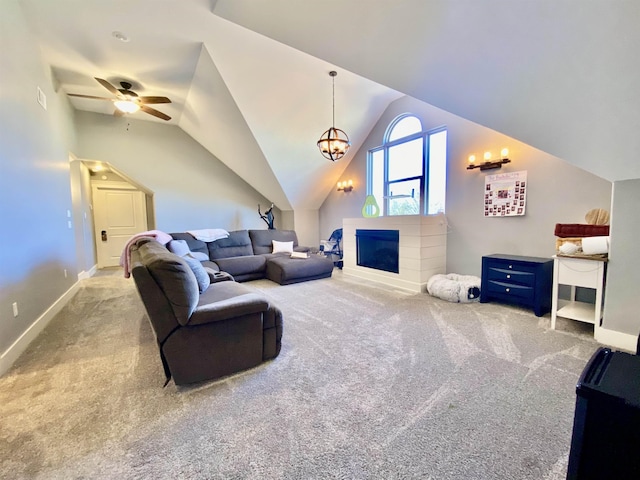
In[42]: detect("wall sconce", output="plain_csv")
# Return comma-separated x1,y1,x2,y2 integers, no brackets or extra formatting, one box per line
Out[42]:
337,180,354,192
467,148,511,171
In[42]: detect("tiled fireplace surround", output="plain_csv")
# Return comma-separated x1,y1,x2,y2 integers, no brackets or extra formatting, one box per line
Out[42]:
342,214,447,293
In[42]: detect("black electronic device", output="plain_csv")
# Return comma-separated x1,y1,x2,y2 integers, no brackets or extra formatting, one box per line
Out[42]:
567,347,640,479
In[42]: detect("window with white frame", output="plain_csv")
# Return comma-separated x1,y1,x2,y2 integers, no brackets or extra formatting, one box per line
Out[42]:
367,115,447,216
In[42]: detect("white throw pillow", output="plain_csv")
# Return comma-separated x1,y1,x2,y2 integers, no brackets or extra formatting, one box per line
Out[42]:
272,240,294,254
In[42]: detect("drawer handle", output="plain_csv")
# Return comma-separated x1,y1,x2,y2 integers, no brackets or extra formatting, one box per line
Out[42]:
505,288,510,293
506,274,511,279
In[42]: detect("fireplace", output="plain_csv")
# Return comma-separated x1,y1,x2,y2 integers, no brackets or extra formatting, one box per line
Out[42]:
344,215,447,293
356,229,399,274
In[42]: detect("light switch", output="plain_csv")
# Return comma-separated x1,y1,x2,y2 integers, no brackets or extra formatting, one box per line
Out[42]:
37,87,47,110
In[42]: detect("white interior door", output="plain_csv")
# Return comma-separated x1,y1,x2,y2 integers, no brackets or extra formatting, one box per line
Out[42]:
92,183,148,268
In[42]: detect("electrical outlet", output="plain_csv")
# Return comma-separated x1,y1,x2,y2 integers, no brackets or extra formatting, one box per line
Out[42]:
12,302,18,317
64,269,68,278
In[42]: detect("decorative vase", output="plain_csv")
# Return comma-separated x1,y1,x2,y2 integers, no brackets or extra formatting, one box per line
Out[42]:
362,195,380,218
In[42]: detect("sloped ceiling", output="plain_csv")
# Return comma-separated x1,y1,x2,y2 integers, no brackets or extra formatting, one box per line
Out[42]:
19,0,402,211
19,0,639,215
214,0,640,183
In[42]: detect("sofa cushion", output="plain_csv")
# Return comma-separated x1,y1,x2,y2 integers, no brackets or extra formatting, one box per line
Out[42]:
190,282,269,326
138,242,199,326
182,255,211,293
167,239,190,256
170,233,209,257
249,229,299,255
207,230,254,259
272,240,294,254
168,239,210,261
266,255,334,285
214,255,267,278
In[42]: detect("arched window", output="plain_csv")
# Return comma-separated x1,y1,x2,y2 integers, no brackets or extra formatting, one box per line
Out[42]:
367,114,447,216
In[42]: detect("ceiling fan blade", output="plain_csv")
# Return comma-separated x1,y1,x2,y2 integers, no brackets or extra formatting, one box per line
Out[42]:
68,94,114,101
95,77,120,96
140,105,171,121
139,96,171,104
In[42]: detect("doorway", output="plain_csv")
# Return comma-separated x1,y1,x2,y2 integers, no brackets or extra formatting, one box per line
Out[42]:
92,181,148,268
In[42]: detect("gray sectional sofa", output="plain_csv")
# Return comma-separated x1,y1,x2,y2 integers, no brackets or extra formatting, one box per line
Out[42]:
130,237,283,386
169,229,335,285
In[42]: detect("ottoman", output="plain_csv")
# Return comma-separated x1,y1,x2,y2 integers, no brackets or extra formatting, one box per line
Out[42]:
266,255,334,285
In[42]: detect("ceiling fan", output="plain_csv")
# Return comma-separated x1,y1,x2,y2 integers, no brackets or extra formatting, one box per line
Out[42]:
67,77,172,121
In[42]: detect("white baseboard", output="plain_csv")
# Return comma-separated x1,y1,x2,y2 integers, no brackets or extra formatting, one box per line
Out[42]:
0,281,81,377
595,327,638,353
78,264,97,281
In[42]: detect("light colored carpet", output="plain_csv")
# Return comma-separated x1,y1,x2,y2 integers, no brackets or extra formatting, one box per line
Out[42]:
0,269,600,479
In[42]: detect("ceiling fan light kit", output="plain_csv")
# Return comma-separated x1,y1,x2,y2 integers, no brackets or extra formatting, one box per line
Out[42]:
317,71,350,161
114,100,140,113
67,77,172,121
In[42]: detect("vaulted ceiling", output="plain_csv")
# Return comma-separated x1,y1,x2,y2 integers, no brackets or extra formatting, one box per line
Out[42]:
20,0,640,212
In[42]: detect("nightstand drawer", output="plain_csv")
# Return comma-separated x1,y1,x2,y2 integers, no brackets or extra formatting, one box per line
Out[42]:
557,257,603,288
487,267,535,287
486,280,533,300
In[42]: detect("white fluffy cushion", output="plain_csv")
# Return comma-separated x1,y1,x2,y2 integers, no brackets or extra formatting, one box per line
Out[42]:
272,240,294,254
427,273,481,303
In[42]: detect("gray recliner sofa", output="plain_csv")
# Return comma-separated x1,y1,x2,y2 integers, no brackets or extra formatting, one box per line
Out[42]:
130,237,283,386
170,229,334,284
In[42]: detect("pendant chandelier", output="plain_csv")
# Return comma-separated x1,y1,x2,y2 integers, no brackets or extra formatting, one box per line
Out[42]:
317,71,350,161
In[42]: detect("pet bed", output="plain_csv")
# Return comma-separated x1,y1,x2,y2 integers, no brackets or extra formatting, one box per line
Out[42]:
427,273,481,303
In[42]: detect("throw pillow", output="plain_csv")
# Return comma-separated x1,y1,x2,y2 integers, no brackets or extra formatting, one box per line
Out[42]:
186,251,209,261
182,255,211,293
168,239,191,257
272,240,294,254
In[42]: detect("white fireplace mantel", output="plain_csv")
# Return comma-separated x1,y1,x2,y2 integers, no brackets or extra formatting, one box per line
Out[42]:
342,214,447,293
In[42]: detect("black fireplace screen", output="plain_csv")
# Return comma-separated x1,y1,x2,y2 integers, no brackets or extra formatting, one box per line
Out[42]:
356,229,399,274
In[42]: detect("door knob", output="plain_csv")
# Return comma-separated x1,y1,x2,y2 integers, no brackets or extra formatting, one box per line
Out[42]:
101,230,107,242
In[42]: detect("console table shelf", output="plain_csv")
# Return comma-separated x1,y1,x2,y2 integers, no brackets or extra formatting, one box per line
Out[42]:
555,300,598,325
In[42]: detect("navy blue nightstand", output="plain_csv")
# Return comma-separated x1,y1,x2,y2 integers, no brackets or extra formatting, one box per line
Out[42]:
480,254,554,317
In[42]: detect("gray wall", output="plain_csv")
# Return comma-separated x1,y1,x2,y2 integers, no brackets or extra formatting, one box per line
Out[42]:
320,95,612,278
69,160,96,276
74,111,281,233
0,1,78,356
604,179,640,336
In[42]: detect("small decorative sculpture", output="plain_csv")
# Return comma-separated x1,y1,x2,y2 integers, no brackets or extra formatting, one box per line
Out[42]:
258,203,275,229
362,195,380,218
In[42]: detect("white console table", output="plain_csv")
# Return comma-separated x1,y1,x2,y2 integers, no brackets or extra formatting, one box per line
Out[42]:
551,255,607,334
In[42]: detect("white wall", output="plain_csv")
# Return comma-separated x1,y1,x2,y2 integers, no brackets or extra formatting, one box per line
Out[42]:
320,94,612,277
69,160,96,277
0,1,78,364
74,111,280,234
293,209,320,249
604,179,640,336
